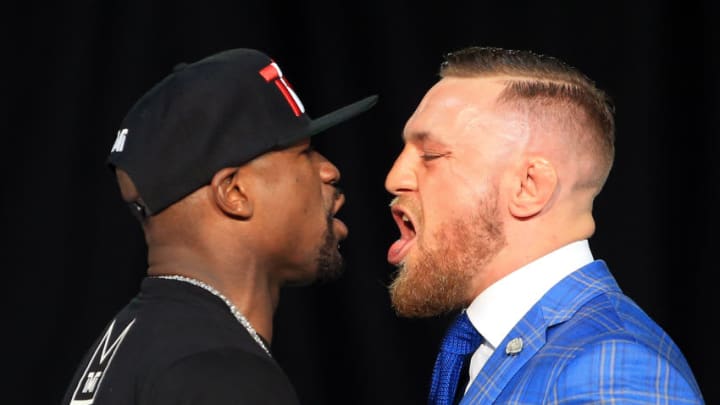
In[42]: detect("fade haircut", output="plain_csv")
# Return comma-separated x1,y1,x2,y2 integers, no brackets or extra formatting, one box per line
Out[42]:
439,46,616,190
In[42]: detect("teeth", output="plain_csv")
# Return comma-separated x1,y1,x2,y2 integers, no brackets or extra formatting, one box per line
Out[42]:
402,214,410,223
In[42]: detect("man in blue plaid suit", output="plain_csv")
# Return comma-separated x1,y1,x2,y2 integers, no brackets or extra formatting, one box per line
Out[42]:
384,46,704,404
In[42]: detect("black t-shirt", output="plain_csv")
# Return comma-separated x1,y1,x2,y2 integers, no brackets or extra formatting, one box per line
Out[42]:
62,277,301,405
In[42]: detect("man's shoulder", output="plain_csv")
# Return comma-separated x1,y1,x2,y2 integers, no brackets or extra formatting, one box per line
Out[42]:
62,285,285,405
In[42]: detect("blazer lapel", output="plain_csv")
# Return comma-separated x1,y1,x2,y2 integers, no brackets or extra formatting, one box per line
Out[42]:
459,260,615,404
460,304,547,404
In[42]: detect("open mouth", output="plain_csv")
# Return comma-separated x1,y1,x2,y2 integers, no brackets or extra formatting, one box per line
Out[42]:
388,204,417,265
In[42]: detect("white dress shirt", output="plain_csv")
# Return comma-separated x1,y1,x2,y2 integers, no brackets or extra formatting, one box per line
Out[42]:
463,239,595,393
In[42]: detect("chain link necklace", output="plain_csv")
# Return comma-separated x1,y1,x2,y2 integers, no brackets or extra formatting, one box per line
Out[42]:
156,275,271,357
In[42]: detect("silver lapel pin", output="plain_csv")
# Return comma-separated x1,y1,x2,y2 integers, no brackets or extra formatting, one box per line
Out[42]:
505,337,523,355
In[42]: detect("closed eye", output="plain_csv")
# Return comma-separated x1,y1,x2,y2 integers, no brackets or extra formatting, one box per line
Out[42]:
421,152,449,161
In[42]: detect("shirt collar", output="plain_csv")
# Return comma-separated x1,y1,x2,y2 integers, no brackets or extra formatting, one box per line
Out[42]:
466,239,594,349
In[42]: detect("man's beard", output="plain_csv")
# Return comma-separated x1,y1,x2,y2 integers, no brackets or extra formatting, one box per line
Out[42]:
315,212,344,283
389,196,505,317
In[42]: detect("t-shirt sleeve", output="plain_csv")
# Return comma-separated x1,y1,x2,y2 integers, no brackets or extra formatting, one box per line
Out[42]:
142,348,302,405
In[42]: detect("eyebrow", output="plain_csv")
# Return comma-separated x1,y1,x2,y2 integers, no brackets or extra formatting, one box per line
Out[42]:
403,130,430,143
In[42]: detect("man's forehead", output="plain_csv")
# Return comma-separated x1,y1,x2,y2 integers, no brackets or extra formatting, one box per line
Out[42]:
403,79,507,142
429,76,509,105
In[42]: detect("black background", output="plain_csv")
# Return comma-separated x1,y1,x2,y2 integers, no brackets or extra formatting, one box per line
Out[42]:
7,1,718,404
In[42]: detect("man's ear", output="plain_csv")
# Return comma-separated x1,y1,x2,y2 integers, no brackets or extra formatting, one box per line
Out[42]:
509,157,557,219
211,167,253,219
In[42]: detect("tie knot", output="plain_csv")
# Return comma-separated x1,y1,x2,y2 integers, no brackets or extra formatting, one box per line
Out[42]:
440,311,482,355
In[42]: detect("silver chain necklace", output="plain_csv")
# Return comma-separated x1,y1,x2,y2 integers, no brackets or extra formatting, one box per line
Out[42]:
156,275,271,357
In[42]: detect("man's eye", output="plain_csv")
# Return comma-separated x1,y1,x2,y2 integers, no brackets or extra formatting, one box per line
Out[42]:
420,152,447,161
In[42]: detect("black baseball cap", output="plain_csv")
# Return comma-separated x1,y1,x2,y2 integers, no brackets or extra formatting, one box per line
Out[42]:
108,48,378,216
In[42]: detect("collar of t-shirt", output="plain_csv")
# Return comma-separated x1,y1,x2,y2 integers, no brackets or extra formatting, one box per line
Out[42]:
464,239,594,386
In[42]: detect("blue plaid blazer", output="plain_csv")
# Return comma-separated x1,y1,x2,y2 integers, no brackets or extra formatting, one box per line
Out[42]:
460,260,704,404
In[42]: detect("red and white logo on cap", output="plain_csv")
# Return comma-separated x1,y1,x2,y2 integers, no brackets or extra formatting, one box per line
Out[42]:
259,61,305,117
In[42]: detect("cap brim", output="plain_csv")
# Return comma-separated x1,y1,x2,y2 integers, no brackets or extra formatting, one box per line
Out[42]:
279,95,378,146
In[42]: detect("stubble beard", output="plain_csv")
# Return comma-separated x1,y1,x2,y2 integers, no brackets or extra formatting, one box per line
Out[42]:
315,213,344,283
389,196,506,317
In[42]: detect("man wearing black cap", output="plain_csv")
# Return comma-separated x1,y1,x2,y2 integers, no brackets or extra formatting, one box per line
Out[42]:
62,48,377,405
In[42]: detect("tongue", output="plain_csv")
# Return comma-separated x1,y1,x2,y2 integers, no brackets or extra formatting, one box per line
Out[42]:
387,238,411,265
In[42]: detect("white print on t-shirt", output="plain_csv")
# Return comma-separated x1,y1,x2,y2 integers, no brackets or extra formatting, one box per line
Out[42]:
69,318,136,405
111,128,128,153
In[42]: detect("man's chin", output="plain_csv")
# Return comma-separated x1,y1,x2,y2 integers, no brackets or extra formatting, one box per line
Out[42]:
281,264,343,287
315,259,344,283
390,295,462,318
388,260,469,317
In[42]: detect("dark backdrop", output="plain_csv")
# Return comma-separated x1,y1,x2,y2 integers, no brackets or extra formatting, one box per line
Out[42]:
7,1,717,404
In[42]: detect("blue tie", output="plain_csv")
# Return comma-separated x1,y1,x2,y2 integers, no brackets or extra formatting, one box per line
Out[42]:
428,310,483,405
